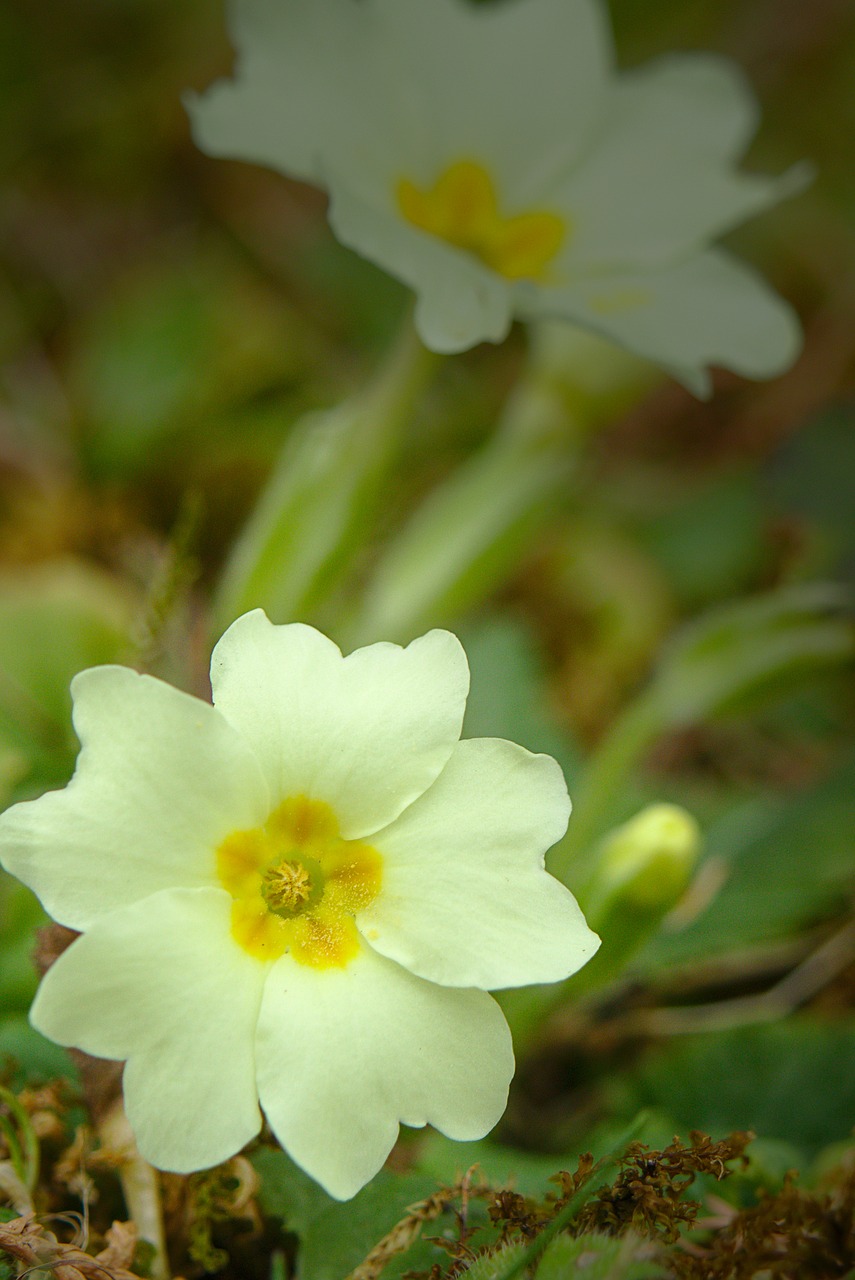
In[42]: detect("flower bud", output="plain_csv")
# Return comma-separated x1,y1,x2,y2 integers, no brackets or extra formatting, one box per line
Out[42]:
574,803,701,992
591,803,701,918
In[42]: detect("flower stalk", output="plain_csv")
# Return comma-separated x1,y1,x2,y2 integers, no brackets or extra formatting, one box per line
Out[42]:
344,331,653,646
99,1102,170,1280
213,313,438,634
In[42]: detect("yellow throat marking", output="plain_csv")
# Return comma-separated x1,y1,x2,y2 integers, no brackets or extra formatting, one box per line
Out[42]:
396,158,567,281
216,795,382,967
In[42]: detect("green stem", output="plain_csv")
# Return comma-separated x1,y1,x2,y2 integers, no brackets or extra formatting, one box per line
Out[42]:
342,369,577,647
213,313,438,635
344,328,659,647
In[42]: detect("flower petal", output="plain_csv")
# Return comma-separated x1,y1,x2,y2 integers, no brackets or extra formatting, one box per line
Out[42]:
554,54,809,271
327,178,513,352
255,942,513,1200
210,612,470,840
0,667,269,930
359,738,598,989
368,0,612,202
530,248,803,395
31,888,265,1172
189,0,611,207
187,0,395,188
609,54,763,164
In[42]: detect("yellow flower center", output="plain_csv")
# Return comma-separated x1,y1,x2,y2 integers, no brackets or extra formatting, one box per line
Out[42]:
396,158,567,281
216,795,382,968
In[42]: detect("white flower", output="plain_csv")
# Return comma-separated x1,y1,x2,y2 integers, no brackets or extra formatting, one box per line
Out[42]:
0,612,597,1200
187,0,808,395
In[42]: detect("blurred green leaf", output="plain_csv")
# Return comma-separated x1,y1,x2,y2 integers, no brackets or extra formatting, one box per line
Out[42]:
214,321,436,633
0,1013,78,1088
555,582,854,876
348,429,572,647
767,403,855,583
0,561,135,794
68,251,315,479
622,1021,855,1161
0,875,45,1012
637,470,767,609
463,1245,528,1280
651,583,854,728
459,615,582,776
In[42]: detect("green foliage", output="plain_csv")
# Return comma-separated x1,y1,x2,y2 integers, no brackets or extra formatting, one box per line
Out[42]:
536,1233,664,1280
460,615,582,773
0,562,135,798
0,1014,78,1089
68,251,317,481
214,324,436,633
0,876,45,1013
416,1133,585,1200
622,1021,855,1163
637,470,768,611
650,583,854,730
768,404,855,581
251,1147,439,1280
642,751,855,964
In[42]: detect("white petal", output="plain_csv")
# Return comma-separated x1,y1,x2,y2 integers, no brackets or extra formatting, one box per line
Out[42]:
530,248,802,393
255,943,513,1200
555,54,808,271
31,888,265,1172
611,54,763,163
327,178,513,352
187,0,397,189
368,0,612,202
0,667,269,930
360,739,598,990
189,0,611,208
210,612,470,840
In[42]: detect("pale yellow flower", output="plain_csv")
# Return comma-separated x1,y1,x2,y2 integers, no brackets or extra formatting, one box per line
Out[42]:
0,613,597,1198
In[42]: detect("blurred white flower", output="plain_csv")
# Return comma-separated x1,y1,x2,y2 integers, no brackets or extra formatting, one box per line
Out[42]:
0,611,597,1199
188,0,808,394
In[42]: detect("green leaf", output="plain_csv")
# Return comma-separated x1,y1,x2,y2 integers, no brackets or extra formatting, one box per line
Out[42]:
624,1021,855,1161
536,1232,665,1280
251,1147,438,1280
0,1013,78,1088
768,404,855,579
0,874,46,1012
416,1132,582,1200
553,583,853,879
459,615,582,776
637,470,767,610
651,583,854,729
347,431,572,646
0,561,135,795
463,1244,528,1280
68,251,315,480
